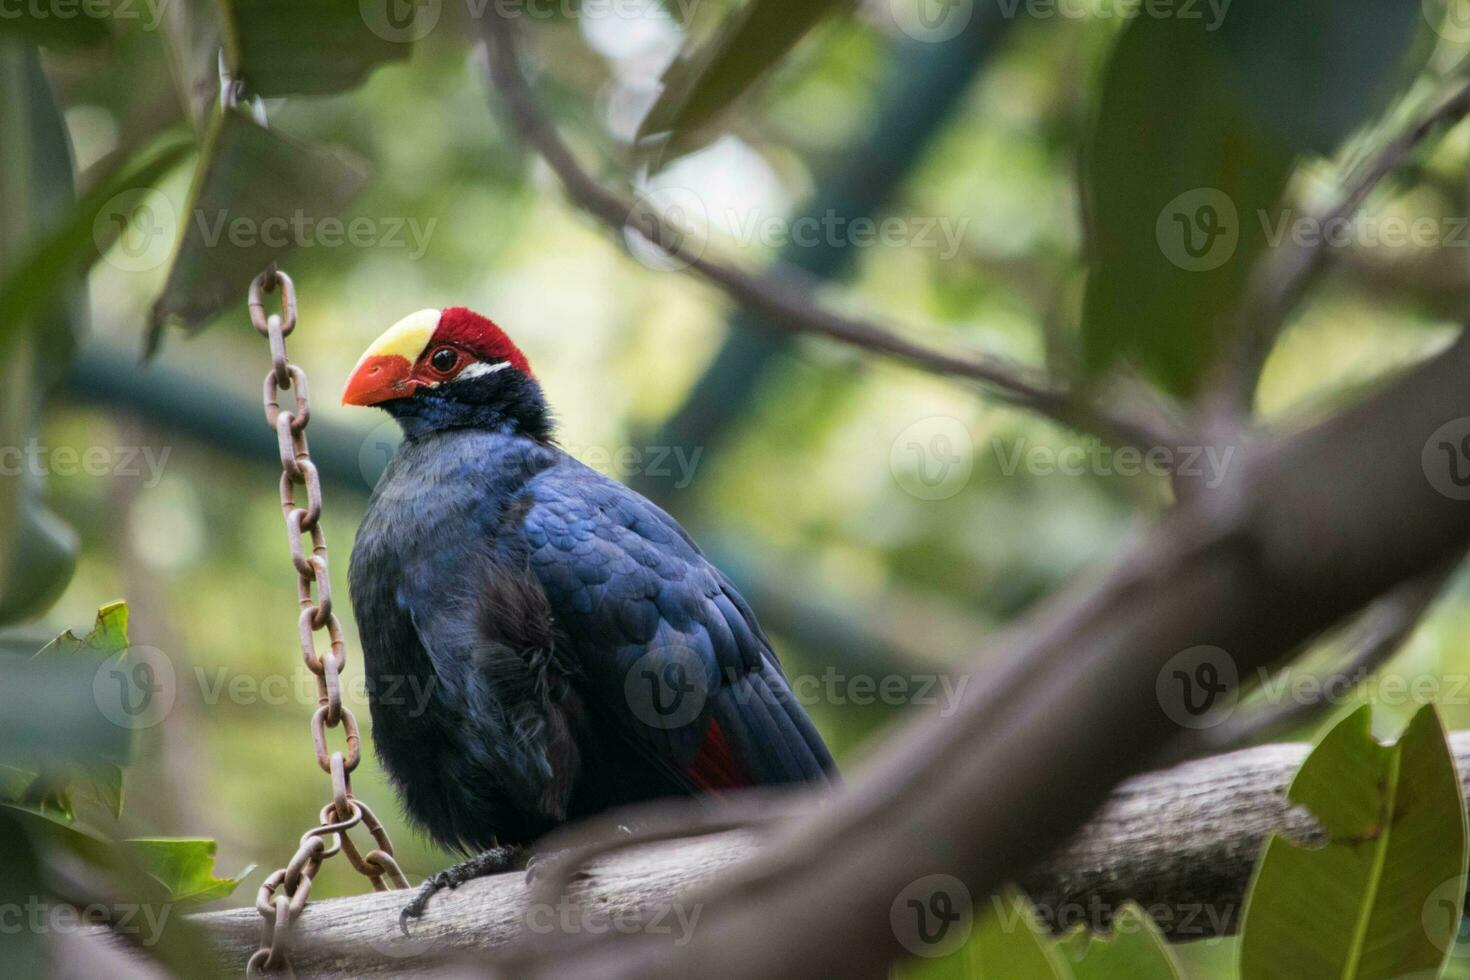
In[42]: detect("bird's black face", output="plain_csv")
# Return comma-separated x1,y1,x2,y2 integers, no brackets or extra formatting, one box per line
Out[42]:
342,307,553,440
384,365,552,440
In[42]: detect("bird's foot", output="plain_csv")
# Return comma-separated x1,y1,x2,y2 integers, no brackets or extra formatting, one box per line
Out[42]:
399,844,526,936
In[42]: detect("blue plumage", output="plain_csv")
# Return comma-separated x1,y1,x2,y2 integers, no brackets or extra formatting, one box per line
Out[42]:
348,356,835,856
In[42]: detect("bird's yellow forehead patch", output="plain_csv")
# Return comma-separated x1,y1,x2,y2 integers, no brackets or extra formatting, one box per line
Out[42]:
359,308,442,365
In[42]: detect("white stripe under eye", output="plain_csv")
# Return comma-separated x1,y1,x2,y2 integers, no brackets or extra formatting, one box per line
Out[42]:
456,360,513,380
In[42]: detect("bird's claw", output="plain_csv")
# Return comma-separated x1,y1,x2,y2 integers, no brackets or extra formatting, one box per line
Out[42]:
400,844,525,935
399,873,450,936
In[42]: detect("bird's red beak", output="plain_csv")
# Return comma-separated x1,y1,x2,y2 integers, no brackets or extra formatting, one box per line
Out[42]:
342,355,414,406
341,309,442,407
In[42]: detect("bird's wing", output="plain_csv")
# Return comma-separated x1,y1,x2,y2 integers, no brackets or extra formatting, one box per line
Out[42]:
515,458,835,792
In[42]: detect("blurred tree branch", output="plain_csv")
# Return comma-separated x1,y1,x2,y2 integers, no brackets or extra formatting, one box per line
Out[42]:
1169,553,1463,762
446,324,1470,978
1224,73,1470,413
109,730,1470,974
634,12,1017,501
478,16,1182,455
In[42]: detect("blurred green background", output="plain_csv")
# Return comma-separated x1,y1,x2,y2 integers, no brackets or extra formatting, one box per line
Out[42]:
13,1,1470,975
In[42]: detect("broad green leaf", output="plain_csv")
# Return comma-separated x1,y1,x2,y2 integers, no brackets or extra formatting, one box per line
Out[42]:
1214,1,1430,158
1080,13,1295,397
3,603,135,819
124,838,255,903
0,659,130,823
972,887,1074,980
637,0,852,166
227,0,414,97
1081,1,1427,396
0,129,192,356
0,501,77,625
0,40,83,622
1058,904,1182,980
0,809,48,977
161,0,414,130
5,805,227,975
1239,704,1467,980
148,106,370,345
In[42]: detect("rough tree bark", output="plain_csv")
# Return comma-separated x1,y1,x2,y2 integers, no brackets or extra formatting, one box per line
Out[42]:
133,732,1470,976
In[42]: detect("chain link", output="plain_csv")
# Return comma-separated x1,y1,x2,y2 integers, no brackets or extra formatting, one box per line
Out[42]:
247,266,408,976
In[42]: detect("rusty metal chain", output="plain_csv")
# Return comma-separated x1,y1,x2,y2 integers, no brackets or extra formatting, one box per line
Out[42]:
246,266,408,976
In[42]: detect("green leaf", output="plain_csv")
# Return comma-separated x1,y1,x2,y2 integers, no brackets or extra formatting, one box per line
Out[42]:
36,600,130,658
3,603,135,819
1239,704,1468,980
1057,904,1182,980
637,0,852,165
1080,1,1427,397
0,501,77,625
971,887,1074,980
0,39,86,623
1213,1,1430,158
4,805,229,974
1080,13,1295,397
123,838,255,903
227,0,414,97
148,106,370,345
0,129,192,358
0,809,49,977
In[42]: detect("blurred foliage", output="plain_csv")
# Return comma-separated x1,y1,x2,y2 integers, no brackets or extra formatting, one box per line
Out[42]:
1,602,246,975
4,0,1470,975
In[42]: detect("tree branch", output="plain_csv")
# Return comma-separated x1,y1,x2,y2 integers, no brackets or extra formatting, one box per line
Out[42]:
476,17,1180,453
440,323,1470,980
1226,73,1470,410
1176,553,1462,759
142,730,1470,976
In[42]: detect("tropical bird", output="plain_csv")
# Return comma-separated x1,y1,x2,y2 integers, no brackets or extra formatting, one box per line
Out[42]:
343,307,836,920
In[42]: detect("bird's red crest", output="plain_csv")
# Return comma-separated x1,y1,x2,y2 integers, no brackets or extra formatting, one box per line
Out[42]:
432,308,533,378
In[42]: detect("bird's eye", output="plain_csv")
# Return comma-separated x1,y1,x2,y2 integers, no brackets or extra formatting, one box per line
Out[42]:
429,347,459,373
